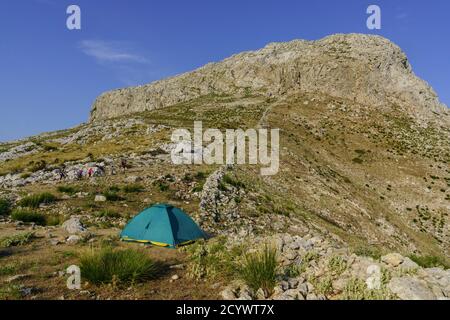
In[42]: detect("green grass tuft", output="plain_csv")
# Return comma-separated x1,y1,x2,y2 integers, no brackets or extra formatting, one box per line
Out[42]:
240,245,278,296
11,209,46,225
79,247,160,285
18,192,57,208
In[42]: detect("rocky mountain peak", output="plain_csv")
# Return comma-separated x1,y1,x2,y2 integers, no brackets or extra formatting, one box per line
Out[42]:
89,33,448,123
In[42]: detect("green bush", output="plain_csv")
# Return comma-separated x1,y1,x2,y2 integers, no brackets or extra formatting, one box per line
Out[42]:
18,192,57,208
240,245,278,296
0,198,11,216
0,232,35,247
122,184,144,193
409,255,449,269
102,191,122,202
11,209,46,225
79,247,159,285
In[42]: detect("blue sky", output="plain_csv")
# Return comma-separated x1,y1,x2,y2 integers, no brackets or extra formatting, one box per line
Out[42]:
0,0,449,141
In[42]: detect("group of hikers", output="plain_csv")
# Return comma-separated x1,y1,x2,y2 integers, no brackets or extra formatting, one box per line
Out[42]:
55,159,129,181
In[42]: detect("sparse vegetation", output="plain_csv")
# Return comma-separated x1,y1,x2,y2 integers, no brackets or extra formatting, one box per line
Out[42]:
341,277,395,300
353,245,382,260
184,238,243,280
122,184,144,193
57,185,79,195
408,255,449,269
94,210,121,218
0,232,35,247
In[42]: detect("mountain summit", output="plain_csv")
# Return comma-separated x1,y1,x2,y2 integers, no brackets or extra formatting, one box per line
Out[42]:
90,34,448,122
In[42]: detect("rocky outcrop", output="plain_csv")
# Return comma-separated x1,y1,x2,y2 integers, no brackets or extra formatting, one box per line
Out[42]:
90,34,448,122
220,233,450,300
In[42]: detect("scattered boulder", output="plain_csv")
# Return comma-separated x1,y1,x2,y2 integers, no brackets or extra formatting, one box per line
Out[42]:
388,277,436,300
62,217,86,234
381,253,404,267
94,195,107,202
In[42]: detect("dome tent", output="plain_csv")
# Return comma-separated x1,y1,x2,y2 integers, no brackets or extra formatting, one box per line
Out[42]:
120,204,206,248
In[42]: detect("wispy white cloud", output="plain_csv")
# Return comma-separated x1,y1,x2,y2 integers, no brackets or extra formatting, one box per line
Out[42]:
79,40,149,64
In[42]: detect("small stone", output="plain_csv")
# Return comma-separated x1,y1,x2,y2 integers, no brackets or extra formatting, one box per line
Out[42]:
288,278,299,289
66,235,81,244
171,274,179,281
94,195,107,202
297,283,309,296
221,288,236,300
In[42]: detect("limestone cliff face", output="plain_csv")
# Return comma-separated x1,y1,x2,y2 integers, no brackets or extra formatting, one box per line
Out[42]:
89,34,448,122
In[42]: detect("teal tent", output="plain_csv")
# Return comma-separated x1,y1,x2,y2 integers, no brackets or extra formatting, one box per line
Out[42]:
120,204,205,248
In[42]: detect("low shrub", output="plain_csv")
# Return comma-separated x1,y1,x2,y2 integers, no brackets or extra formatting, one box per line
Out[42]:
0,232,35,247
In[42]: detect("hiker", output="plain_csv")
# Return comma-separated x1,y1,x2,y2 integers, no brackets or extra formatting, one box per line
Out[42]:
110,165,116,176
88,167,94,178
120,159,128,172
95,165,105,177
76,169,83,180
58,166,67,180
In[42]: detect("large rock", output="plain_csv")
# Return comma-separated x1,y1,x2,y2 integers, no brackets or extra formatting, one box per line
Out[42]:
388,277,436,300
62,217,86,235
